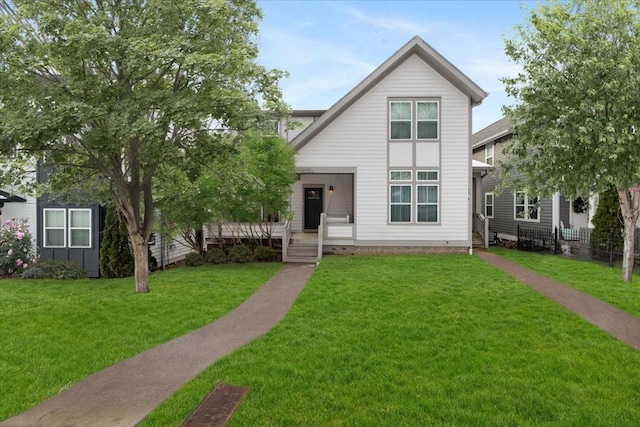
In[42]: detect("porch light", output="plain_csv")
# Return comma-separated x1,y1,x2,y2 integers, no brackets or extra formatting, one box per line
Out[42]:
329,186,334,193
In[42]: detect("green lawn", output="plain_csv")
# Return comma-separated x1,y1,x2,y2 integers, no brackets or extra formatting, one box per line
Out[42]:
0,263,281,420
141,255,640,426
490,246,640,316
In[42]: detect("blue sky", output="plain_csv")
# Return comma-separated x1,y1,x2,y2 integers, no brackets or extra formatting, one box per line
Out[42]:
256,0,536,132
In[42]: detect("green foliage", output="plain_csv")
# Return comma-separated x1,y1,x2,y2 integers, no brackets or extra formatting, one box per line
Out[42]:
590,186,624,260
184,252,204,267
254,246,278,262
0,218,37,276
502,0,640,281
227,245,254,263
204,248,228,264
0,0,287,292
21,260,88,280
100,204,134,278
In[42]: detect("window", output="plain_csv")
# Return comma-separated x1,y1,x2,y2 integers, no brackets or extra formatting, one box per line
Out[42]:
390,185,412,222
417,101,439,139
44,209,66,247
417,185,438,223
390,170,412,181
69,209,91,248
389,99,440,141
514,191,539,221
417,170,438,181
485,192,494,218
389,101,412,139
485,143,494,166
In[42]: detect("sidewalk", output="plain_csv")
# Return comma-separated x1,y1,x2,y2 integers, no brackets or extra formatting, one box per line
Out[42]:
1,263,315,427
477,251,640,351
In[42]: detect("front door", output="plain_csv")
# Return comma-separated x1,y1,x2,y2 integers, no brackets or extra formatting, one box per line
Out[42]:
304,187,323,230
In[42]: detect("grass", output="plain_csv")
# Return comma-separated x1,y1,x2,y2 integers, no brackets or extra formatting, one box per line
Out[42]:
490,246,640,316
0,263,281,421
141,255,640,426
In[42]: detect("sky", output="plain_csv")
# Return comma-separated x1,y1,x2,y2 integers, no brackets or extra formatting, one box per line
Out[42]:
255,0,537,133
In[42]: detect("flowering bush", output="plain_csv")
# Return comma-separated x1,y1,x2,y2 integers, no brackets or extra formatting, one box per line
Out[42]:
0,218,37,276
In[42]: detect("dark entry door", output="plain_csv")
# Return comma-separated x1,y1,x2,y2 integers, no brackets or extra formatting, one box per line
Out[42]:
304,187,323,230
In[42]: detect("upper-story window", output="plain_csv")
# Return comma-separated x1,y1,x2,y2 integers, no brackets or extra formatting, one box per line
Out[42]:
390,101,412,139
389,100,440,141
485,143,494,166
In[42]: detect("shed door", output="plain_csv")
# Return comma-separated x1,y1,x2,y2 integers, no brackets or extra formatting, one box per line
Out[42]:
304,188,323,230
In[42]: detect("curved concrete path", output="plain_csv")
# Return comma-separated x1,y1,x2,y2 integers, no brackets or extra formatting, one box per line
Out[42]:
477,251,640,350
1,263,315,427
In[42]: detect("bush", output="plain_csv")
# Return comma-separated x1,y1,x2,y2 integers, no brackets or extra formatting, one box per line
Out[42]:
227,245,254,263
254,246,278,262
100,204,134,278
0,218,37,276
590,186,624,261
21,260,88,280
205,248,228,264
184,252,204,267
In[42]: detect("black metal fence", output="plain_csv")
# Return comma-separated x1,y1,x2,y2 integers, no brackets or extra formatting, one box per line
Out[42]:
516,224,640,273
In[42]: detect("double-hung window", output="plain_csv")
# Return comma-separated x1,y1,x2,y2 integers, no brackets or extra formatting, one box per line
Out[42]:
44,209,66,248
514,191,539,221
485,143,494,166
485,192,494,218
389,171,412,222
417,101,439,139
390,101,412,140
69,209,91,248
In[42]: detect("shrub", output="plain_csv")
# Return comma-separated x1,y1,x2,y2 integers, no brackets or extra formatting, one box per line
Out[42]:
254,246,278,262
99,204,134,278
21,260,88,280
590,186,624,261
204,248,228,264
184,252,204,267
0,218,37,276
227,245,254,263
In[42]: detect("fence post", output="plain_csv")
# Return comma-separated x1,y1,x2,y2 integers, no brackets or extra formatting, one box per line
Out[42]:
517,224,520,250
609,228,614,268
554,226,558,254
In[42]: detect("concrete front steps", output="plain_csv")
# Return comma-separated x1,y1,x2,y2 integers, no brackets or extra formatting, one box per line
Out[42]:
286,233,319,263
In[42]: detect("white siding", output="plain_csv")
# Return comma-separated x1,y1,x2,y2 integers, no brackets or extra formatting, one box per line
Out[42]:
2,194,38,243
149,234,193,267
295,54,471,245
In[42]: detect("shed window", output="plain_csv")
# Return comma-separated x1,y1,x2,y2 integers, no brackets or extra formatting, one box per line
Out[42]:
44,209,66,248
69,209,91,248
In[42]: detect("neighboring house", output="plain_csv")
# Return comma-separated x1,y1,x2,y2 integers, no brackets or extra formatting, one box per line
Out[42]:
216,36,490,260
471,117,593,241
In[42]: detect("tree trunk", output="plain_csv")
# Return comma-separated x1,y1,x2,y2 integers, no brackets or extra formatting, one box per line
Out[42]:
130,233,150,293
618,187,640,283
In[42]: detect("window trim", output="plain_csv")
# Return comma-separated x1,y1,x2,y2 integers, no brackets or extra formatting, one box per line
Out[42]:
485,143,494,166
68,208,92,248
514,191,540,222
389,170,412,181
43,208,67,248
485,192,494,219
416,184,439,223
416,100,439,140
389,184,412,223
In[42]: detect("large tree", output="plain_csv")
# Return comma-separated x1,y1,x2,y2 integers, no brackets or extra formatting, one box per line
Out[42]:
0,0,286,292
502,0,640,282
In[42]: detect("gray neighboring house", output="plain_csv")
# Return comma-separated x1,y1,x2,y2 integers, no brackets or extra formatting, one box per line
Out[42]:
471,117,592,241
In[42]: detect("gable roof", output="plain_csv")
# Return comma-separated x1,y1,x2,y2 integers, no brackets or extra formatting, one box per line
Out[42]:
472,116,512,149
290,36,488,151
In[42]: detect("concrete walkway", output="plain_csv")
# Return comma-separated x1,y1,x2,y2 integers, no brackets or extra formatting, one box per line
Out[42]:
477,251,640,350
1,263,315,427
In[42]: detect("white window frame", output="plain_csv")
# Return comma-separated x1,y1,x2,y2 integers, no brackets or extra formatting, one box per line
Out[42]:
43,208,66,248
485,192,494,218
68,208,92,248
389,101,412,140
389,170,412,181
416,101,439,140
514,191,540,222
485,143,494,166
416,184,439,223
417,170,439,182
389,184,412,223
